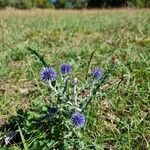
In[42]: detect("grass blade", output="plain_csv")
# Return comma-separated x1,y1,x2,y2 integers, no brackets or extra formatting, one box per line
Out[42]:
18,126,28,150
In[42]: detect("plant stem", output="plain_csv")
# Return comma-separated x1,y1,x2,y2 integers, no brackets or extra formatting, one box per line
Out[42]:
74,78,78,107
48,81,58,94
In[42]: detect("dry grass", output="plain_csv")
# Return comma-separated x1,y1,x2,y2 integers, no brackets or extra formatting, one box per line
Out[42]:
0,7,150,16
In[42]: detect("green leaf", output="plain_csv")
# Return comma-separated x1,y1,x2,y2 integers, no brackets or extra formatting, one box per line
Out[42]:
18,126,28,150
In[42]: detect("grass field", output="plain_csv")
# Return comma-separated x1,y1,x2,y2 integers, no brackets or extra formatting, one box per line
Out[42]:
0,8,150,149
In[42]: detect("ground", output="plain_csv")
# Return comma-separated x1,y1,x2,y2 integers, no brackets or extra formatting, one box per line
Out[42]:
0,8,150,149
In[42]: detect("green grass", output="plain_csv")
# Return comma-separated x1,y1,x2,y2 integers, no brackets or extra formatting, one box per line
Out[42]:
0,8,150,149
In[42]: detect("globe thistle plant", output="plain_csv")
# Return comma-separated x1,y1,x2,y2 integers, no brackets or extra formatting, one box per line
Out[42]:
91,67,103,79
71,112,86,128
60,63,72,75
38,58,114,148
41,67,57,82
39,63,113,129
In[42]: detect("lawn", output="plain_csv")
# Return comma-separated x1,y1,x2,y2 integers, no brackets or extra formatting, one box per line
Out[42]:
0,8,150,149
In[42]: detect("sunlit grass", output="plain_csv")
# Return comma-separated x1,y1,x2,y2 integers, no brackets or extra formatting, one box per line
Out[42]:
0,8,150,149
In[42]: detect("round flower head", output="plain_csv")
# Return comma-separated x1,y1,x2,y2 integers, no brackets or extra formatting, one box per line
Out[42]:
72,112,85,128
41,67,57,82
48,107,57,115
60,63,72,75
91,67,103,79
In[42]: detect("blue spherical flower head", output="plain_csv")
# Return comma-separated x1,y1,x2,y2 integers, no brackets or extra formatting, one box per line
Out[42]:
41,67,57,82
48,107,57,115
60,63,72,75
72,112,85,128
91,67,103,79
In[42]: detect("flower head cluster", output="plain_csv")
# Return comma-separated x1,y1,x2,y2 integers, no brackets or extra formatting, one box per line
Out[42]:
40,63,106,129
72,112,85,128
41,67,57,82
60,63,72,75
91,67,103,79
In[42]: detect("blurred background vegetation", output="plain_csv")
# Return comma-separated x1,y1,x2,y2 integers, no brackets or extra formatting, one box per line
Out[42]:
0,0,150,9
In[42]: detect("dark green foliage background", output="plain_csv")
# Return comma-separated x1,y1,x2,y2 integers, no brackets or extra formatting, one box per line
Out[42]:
0,0,150,9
